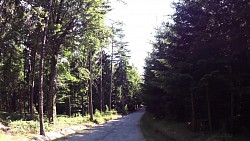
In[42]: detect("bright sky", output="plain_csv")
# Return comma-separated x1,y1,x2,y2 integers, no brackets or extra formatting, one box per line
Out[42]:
106,0,174,74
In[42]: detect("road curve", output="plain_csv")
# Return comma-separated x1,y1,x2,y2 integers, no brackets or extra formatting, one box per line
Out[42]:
60,109,145,141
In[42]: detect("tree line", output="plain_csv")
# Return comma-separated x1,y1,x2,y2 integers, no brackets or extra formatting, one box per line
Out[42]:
143,0,250,133
0,0,142,135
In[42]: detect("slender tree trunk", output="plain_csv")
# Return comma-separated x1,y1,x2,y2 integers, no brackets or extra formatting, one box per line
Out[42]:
88,49,94,121
87,93,89,115
109,41,114,111
38,27,46,136
68,93,71,117
121,64,125,114
38,43,45,135
81,92,84,116
206,84,212,131
100,47,103,112
38,0,52,135
24,48,30,117
73,86,76,116
191,90,195,131
30,47,36,120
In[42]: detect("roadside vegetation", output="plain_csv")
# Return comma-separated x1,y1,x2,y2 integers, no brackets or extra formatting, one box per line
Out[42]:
141,113,250,141
0,109,120,140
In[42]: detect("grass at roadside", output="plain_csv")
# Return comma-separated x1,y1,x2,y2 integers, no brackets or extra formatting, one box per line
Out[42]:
140,112,197,141
0,109,120,140
140,112,250,141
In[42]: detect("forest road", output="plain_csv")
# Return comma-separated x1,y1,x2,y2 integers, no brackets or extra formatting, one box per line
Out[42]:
60,109,145,141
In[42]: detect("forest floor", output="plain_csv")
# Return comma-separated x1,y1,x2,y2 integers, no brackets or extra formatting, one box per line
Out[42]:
0,110,121,141
140,112,250,141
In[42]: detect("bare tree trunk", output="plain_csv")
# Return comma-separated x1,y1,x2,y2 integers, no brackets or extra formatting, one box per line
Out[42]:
38,0,52,135
88,49,94,121
121,63,125,114
24,48,31,117
109,41,114,111
206,85,212,131
68,93,71,117
100,47,103,112
38,47,45,135
38,25,46,136
48,54,58,124
30,47,36,120
73,86,76,116
81,92,85,116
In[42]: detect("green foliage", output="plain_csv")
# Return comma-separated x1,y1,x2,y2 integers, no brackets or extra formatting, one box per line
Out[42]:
93,109,105,124
112,28,143,112
9,120,39,135
93,109,120,124
143,0,250,135
0,0,141,138
54,115,92,130
105,105,109,113
124,104,128,114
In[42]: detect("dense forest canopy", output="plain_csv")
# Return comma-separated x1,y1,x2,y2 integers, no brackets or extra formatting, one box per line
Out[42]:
0,0,142,135
143,0,250,133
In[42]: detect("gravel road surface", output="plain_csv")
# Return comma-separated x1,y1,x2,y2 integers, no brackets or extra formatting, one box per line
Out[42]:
60,109,145,141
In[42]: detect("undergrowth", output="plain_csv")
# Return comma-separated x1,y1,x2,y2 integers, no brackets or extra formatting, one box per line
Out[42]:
140,112,250,141
0,109,120,140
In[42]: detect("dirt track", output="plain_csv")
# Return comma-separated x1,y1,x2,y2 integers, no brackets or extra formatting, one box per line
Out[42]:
60,109,145,141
